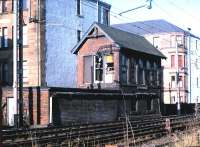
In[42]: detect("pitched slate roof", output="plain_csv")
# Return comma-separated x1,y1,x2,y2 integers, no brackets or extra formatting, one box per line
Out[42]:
72,22,165,58
113,19,200,39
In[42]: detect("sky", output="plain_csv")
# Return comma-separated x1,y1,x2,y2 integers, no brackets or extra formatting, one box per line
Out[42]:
104,0,200,37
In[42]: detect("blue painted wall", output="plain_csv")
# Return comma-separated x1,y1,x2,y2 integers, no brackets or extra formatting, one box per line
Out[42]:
189,36,200,103
45,0,110,87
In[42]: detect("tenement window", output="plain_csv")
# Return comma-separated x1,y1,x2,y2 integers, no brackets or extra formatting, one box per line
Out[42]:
103,8,109,25
98,5,110,25
153,37,159,48
171,55,175,68
178,55,183,68
170,35,176,47
23,0,28,10
171,76,175,88
77,30,82,42
176,35,183,45
0,1,8,13
178,76,183,87
77,0,81,15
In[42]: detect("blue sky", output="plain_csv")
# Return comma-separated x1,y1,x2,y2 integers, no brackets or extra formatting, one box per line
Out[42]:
104,0,200,36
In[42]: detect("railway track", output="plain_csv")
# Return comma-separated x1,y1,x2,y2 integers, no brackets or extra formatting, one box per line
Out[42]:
2,114,200,146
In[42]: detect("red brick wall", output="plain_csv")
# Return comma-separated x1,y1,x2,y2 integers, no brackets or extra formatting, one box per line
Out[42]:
2,87,49,126
0,0,46,87
77,34,120,88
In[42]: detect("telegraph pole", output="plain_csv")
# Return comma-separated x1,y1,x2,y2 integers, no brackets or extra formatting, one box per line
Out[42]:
13,0,18,127
176,41,181,115
18,0,24,127
188,28,192,103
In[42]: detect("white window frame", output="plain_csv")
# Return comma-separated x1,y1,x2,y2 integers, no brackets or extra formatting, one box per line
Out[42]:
153,36,160,48
94,55,104,83
104,54,114,83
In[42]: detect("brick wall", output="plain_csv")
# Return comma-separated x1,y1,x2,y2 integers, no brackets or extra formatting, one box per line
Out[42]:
2,87,49,126
52,93,160,125
0,0,46,87
77,32,120,88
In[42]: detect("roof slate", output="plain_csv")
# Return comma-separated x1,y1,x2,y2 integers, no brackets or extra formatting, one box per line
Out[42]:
112,19,200,39
73,22,165,58
97,23,165,58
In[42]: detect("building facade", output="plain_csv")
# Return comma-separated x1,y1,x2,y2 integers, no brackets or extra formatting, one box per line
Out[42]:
190,35,200,103
73,22,165,115
45,0,110,87
0,0,111,88
0,0,110,126
113,19,200,104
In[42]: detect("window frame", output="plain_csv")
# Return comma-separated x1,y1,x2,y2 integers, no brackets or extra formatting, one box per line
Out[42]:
104,54,114,83
171,76,176,88
153,36,159,48
76,0,82,16
77,30,82,43
171,55,175,68
178,55,183,68
94,55,104,83
0,1,8,13
176,35,183,46
23,0,28,10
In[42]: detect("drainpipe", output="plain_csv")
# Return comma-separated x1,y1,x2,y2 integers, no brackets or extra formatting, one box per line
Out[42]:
13,0,18,124
176,41,180,115
18,0,24,127
36,0,41,86
188,28,192,103
49,96,53,124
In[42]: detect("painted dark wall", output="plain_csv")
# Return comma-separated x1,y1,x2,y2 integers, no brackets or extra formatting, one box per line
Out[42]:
52,94,160,125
